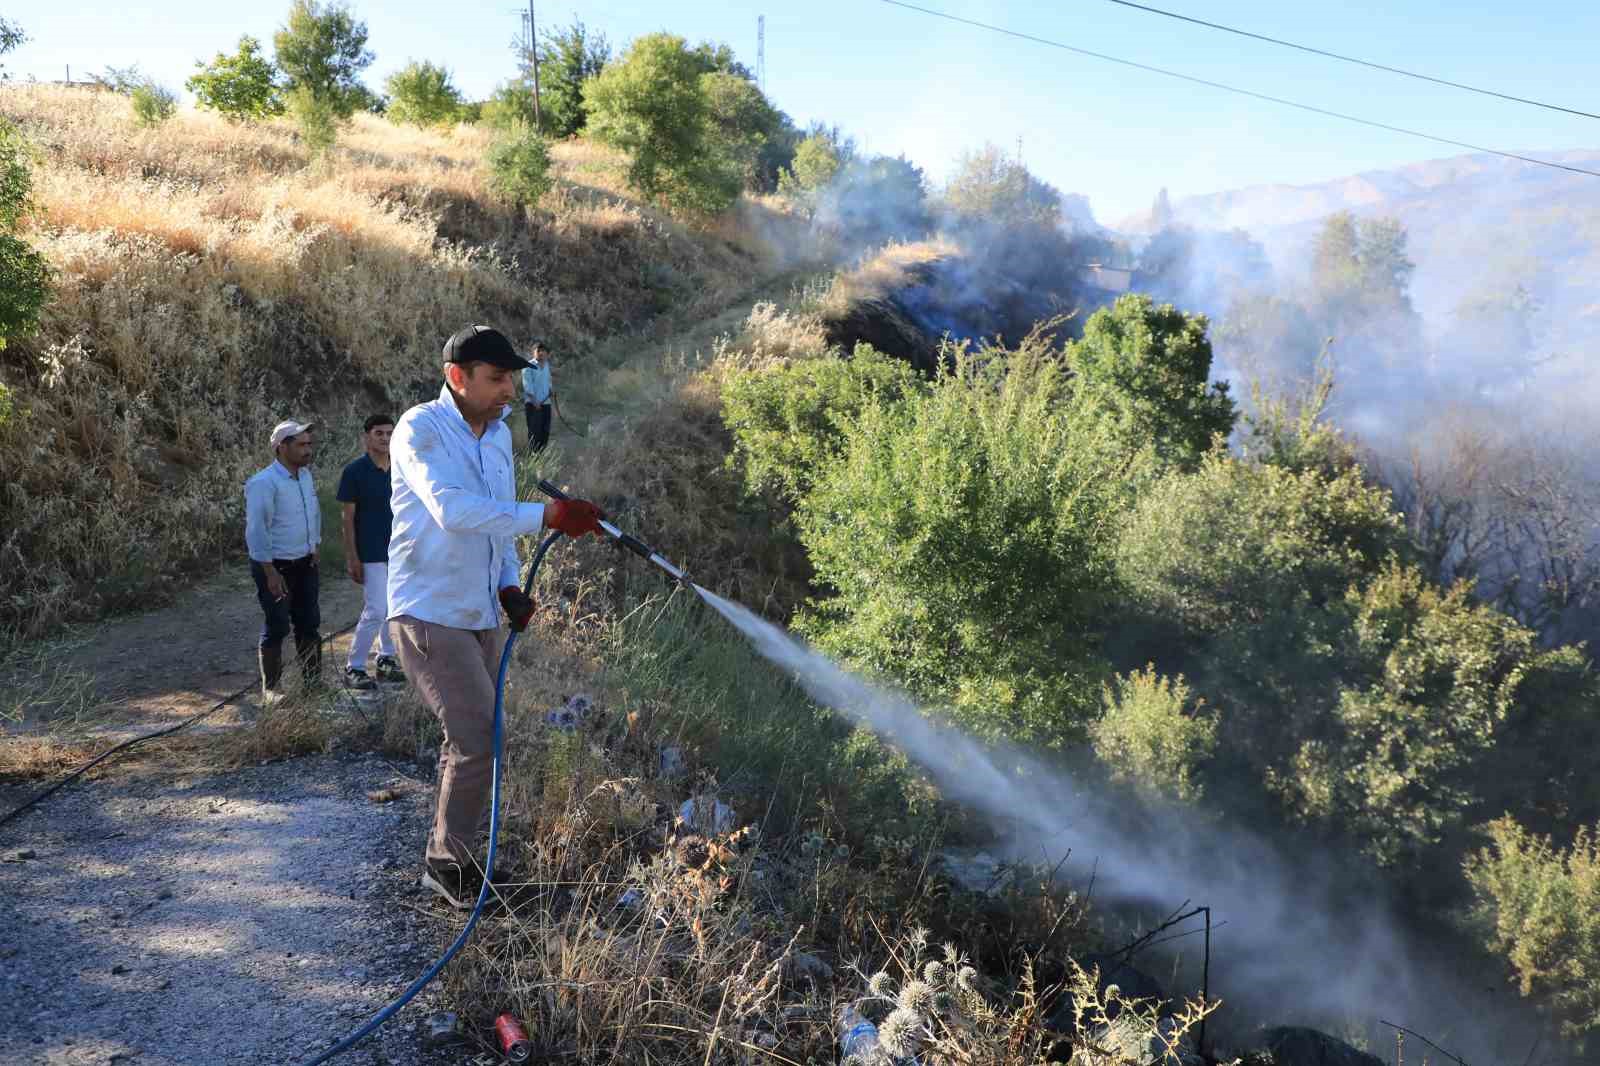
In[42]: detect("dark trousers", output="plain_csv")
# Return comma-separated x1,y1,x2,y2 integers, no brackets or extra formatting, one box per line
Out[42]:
524,402,552,452
252,556,321,682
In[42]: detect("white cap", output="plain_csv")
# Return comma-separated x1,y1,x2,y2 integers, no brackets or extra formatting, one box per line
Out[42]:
270,419,316,449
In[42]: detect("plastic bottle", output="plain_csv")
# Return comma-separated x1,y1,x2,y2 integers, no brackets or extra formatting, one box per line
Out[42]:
838,1002,879,1061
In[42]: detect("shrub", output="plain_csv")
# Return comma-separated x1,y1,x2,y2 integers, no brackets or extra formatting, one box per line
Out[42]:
582,32,742,214
0,120,49,352
537,17,611,137
942,143,1061,228
130,82,178,127
722,341,923,503
1092,666,1215,803
1068,294,1236,469
274,0,374,148
383,59,462,127
794,341,1145,747
778,129,849,212
187,35,285,122
286,86,339,155
486,125,554,206
1466,817,1600,1041
1287,565,1597,872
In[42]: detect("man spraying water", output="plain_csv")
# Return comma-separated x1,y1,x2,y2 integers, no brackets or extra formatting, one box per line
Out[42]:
387,324,604,908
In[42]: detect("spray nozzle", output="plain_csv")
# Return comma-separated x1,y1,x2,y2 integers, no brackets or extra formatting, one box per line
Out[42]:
538,479,690,587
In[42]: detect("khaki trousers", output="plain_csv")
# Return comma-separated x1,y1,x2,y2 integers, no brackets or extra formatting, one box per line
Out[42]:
391,615,506,869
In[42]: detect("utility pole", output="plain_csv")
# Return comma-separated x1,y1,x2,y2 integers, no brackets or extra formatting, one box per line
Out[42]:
528,0,542,130
757,15,766,93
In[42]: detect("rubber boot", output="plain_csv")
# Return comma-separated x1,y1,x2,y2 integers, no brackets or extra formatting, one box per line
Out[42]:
259,644,284,700
295,633,323,689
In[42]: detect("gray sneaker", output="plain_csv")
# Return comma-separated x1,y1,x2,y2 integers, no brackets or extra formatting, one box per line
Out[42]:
374,656,406,684
344,667,377,691
420,862,482,910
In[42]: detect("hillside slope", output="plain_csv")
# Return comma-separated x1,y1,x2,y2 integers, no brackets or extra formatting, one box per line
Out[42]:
0,85,794,636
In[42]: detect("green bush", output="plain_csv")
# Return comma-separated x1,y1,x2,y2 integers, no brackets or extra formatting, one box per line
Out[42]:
1288,565,1597,871
486,125,554,206
187,35,284,122
778,130,848,209
536,18,611,138
1091,666,1215,803
130,82,178,127
1068,294,1236,469
0,120,49,352
582,32,742,214
384,59,462,127
722,343,923,503
1466,817,1600,1041
286,86,339,156
794,342,1145,747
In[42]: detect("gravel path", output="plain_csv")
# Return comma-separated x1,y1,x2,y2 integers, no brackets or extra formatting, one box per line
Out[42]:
0,750,454,1066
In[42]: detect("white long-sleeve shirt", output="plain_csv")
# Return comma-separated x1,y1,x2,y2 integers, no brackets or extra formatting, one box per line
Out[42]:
387,385,547,630
244,460,320,563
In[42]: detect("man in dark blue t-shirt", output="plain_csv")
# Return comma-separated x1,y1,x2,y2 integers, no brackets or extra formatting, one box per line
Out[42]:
337,414,403,689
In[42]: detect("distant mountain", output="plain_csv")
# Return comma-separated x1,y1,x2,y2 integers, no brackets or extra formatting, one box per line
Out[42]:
1116,150,1600,346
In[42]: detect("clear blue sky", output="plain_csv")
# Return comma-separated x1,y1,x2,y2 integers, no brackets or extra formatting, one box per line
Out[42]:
9,0,1600,221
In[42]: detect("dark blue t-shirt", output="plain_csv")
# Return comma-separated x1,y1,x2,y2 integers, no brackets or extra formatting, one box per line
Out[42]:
336,454,392,564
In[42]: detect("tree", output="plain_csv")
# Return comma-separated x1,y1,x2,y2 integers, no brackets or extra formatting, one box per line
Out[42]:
187,36,285,122
815,155,930,245
582,33,741,214
481,80,536,130
537,18,610,137
1068,294,1237,468
384,60,462,127
701,71,786,191
1,17,26,80
1310,211,1416,327
943,144,1061,228
778,128,851,210
273,0,375,119
688,40,753,80
0,121,51,352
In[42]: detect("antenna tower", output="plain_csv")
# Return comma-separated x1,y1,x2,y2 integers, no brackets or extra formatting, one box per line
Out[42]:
757,15,766,92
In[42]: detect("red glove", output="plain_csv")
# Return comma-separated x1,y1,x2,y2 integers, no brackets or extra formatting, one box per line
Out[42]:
544,498,603,538
499,586,535,631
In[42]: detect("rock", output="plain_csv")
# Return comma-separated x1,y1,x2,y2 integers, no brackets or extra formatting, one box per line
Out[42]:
1259,1027,1385,1066
7,849,37,862
937,849,1015,896
679,795,736,835
111,964,128,975
786,952,834,982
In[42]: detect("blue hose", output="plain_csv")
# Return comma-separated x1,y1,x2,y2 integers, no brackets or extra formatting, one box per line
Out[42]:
302,530,565,1065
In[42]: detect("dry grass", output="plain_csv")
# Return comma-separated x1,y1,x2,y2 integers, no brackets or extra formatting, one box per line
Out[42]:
822,237,960,314
0,85,791,636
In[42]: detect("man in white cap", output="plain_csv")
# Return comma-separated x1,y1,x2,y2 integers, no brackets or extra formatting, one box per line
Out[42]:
244,419,322,699
388,324,603,906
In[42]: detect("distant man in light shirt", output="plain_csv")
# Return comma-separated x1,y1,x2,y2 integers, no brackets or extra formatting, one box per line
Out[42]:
337,413,403,691
388,324,603,907
520,339,553,452
244,420,322,700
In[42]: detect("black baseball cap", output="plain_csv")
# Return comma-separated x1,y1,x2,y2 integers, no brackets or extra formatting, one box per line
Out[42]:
442,325,532,370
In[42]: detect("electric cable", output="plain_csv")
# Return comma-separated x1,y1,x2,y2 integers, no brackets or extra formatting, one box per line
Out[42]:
877,0,1600,180
1095,0,1600,121
0,618,358,831
299,529,564,1065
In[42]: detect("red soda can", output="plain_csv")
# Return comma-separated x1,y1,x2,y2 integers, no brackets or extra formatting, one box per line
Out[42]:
495,1012,534,1063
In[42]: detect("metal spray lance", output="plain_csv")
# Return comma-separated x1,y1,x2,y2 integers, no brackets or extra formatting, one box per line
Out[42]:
537,479,689,585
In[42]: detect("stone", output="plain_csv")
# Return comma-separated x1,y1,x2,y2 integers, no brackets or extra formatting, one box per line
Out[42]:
1259,1026,1385,1066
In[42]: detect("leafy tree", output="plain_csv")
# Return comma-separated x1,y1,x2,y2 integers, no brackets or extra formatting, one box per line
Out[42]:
130,82,178,126
0,121,50,352
723,343,925,503
1467,817,1600,1042
688,40,753,80
187,36,285,121
486,124,554,206
481,80,535,130
1310,210,1416,327
537,18,610,137
943,144,1060,228
582,33,741,214
90,64,148,94
1,17,26,79
286,87,340,155
793,341,1144,747
1067,294,1236,468
384,60,463,127
701,71,786,191
273,0,375,119
778,128,850,211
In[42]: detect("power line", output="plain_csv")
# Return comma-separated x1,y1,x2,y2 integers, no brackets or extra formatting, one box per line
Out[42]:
876,0,1600,180
1096,0,1600,122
